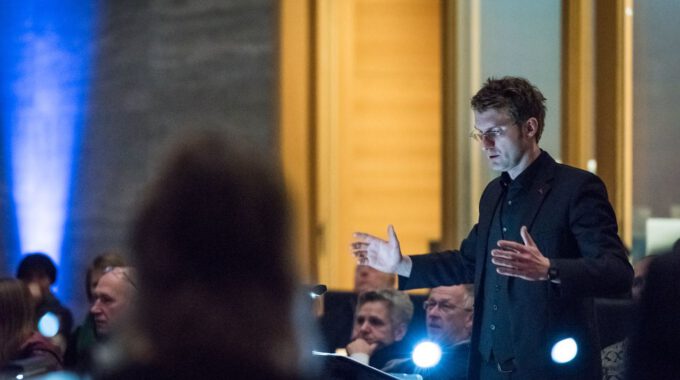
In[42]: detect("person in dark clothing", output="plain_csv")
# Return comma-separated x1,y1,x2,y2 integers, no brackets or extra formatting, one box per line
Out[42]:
345,289,413,369
0,278,62,374
93,133,311,380
626,240,680,380
318,263,405,354
352,76,633,379
16,253,73,353
64,252,126,370
383,285,474,380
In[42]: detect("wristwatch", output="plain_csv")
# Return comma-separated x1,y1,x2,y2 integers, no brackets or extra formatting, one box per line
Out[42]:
548,265,560,281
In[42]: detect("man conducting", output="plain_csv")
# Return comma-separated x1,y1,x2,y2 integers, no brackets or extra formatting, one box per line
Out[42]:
352,77,633,379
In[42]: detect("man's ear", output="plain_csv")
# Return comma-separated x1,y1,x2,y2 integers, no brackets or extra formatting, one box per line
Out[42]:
524,117,539,138
394,323,408,342
465,313,474,332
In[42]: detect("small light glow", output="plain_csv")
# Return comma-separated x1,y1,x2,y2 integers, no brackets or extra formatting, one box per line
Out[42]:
587,159,597,174
551,337,578,364
38,312,60,338
412,341,442,368
625,7,633,16
16,375,24,380
39,371,83,380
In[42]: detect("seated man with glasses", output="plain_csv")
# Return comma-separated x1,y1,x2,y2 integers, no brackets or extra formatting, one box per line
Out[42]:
384,284,474,380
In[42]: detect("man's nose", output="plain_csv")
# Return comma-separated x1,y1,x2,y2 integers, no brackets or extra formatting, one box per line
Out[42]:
427,308,443,319
359,321,371,332
90,300,101,314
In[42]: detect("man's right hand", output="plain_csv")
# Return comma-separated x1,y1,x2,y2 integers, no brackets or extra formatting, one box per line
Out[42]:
346,337,379,357
351,225,411,276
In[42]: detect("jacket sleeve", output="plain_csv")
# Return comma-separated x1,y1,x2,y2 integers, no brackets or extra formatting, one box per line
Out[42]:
398,224,478,290
550,174,633,298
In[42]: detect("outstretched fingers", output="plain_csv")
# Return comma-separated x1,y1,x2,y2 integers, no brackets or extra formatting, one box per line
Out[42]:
351,233,378,264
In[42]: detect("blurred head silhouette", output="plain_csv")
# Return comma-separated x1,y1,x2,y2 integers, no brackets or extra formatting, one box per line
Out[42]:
123,133,301,378
0,278,34,365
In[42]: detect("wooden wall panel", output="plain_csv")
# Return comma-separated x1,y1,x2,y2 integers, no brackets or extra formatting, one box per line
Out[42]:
316,0,442,290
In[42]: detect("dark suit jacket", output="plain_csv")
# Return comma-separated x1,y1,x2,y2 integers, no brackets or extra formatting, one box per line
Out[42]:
399,152,633,380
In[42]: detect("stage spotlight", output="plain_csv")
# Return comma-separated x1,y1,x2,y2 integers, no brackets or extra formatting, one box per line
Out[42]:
551,337,578,364
412,341,442,368
37,312,60,338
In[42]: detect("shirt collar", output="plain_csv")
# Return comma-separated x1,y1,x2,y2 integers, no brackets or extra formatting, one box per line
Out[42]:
502,150,547,189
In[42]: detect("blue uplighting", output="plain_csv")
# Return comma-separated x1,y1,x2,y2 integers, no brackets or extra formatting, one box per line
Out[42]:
1,1,96,296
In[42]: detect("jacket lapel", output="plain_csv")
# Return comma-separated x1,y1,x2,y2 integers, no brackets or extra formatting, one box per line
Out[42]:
519,156,556,231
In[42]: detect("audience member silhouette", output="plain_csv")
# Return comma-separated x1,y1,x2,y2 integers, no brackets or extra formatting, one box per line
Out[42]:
65,252,127,369
626,239,680,380
600,253,656,380
16,253,73,353
95,134,305,379
0,278,62,373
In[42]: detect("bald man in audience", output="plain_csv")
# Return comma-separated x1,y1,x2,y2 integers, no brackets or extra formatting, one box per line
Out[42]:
354,265,396,294
91,267,136,337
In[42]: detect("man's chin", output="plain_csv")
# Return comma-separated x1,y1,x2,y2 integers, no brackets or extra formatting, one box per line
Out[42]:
95,324,109,336
427,330,443,342
487,161,506,172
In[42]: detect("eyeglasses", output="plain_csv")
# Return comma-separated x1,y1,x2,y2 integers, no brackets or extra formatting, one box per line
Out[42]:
103,266,137,289
423,300,473,313
469,126,508,142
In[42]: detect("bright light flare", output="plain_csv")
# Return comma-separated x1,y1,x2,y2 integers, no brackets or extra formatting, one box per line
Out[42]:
38,312,60,338
551,337,578,364
412,341,442,368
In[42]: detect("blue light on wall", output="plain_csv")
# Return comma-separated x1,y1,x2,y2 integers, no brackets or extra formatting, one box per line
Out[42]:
1,1,96,295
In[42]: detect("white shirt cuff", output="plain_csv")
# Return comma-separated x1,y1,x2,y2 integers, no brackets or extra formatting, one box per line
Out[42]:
396,255,413,277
